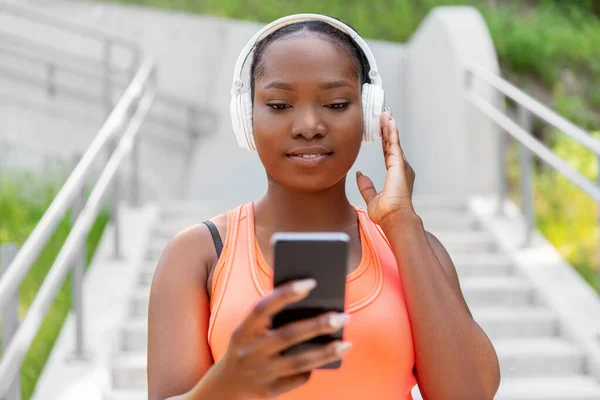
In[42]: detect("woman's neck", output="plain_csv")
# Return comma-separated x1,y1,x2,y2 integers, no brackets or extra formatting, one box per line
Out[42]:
254,177,358,233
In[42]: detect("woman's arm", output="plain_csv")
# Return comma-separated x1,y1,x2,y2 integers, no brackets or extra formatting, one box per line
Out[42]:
147,224,225,400
381,212,501,400
356,110,500,400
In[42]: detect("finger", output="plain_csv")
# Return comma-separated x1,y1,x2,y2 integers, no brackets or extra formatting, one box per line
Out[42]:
234,279,317,339
383,116,403,166
380,111,392,155
265,372,312,398
261,311,349,356
267,341,352,379
356,171,378,205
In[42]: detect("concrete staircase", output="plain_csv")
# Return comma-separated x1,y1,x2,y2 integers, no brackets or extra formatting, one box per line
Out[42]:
103,199,600,400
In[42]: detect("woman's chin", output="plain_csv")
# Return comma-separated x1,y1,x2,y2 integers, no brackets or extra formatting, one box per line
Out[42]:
272,174,347,194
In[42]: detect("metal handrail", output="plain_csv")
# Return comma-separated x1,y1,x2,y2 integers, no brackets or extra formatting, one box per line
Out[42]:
0,59,155,311
466,63,600,154
0,58,157,396
464,62,600,253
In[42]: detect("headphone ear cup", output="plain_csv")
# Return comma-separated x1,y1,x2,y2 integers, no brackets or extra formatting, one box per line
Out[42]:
361,83,371,141
369,84,385,142
230,93,249,150
362,83,385,142
241,93,255,151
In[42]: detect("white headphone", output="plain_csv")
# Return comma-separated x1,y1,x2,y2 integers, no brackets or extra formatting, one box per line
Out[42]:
230,13,385,151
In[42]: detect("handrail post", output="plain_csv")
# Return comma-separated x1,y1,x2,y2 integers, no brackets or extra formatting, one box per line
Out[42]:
496,120,508,216
111,138,122,260
129,138,140,208
103,40,113,117
46,64,56,97
1,243,21,400
187,105,198,139
67,154,90,361
129,101,141,208
518,106,535,247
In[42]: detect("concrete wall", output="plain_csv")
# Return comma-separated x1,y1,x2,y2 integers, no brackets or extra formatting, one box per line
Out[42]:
2,1,502,208
403,6,501,201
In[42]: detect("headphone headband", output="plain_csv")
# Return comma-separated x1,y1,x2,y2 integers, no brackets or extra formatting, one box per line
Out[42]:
230,13,382,95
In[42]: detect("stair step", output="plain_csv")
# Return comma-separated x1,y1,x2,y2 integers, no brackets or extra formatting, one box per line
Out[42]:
412,375,600,400
139,268,154,287
130,290,150,318
151,220,203,241
412,195,468,212
111,354,147,390
121,318,148,353
495,338,584,377
419,210,479,230
495,375,600,400
103,389,147,400
158,201,223,220
434,231,497,253
472,307,558,339
453,253,513,277
461,277,533,307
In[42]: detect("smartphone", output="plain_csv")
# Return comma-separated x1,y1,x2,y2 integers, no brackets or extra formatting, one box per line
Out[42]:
270,232,350,369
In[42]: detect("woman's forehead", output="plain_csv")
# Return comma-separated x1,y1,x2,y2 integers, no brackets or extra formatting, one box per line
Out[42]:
256,35,359,85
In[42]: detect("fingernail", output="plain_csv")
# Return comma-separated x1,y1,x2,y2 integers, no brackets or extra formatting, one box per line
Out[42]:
384,106,393,118
329,313,349,329
334,341,352,356
291,279,317,294
356,171,363,178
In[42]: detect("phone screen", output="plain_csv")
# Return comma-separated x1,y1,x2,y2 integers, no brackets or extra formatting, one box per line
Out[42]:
270,232,349,369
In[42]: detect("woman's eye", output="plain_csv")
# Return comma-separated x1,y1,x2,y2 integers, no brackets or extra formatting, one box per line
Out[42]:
268,104,290,110
327,103,349,110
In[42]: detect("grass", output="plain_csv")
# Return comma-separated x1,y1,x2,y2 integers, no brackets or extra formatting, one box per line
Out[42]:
0,170,109,400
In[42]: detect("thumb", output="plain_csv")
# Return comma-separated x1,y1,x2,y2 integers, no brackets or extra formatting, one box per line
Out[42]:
356,171,377,205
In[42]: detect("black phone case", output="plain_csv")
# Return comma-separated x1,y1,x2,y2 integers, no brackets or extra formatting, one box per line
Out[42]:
271,232,349,369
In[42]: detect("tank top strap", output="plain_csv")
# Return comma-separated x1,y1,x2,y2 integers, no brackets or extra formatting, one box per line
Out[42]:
208,204,244,340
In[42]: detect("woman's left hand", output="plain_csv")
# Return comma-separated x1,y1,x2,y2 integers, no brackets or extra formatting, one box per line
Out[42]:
356,109,416,227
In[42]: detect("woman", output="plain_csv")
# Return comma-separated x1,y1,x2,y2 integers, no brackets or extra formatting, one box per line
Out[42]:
147,14,500,400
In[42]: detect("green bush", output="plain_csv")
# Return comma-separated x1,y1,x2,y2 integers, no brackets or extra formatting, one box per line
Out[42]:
0,171,109,400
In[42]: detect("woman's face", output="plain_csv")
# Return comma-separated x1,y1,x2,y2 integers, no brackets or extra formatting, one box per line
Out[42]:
252,35,363,193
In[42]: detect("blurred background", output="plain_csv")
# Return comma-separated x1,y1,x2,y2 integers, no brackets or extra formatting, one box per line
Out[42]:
0,0,599,399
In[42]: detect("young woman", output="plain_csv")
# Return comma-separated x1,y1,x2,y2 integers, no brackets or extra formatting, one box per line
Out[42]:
147,14,500,400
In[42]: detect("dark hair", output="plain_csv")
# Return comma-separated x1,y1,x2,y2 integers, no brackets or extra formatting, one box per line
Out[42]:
249,18,371,102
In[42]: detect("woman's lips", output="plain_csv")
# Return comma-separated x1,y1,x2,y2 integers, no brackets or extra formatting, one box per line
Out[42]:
286,153,332,165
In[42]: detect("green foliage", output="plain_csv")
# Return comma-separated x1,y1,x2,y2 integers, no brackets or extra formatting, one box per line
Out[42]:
537,130,599,292
0,172,109,399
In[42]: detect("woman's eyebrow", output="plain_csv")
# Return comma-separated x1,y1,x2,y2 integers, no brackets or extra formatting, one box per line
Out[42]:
263,80,354,91
318,80,353,90
264,81,295,91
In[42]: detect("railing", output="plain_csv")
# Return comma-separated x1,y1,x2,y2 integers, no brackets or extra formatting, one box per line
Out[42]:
0,4,167,399
0,59,157,398
464,62,600,262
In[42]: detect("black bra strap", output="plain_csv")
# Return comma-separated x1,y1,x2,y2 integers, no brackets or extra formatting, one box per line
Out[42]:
202,220,223,259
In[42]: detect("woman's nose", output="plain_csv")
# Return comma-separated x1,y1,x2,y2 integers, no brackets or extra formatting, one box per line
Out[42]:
291,105,327,140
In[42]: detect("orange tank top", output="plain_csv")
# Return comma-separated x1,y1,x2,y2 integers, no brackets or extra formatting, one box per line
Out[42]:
208,202,417,399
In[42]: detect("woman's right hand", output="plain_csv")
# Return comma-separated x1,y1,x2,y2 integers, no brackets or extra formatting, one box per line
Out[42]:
213,278,351,399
